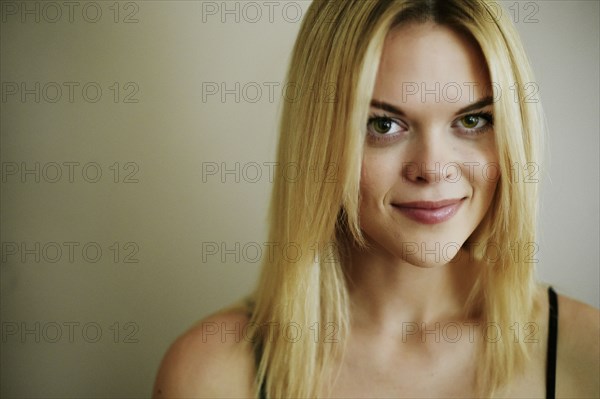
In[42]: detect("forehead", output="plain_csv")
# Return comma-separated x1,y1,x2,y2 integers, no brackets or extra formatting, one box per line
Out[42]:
373,22,491,105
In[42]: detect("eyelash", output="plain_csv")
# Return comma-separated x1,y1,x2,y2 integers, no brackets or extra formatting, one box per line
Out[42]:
366,111,494,143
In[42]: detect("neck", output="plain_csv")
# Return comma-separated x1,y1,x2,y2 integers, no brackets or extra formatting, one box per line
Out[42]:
344,245,479,334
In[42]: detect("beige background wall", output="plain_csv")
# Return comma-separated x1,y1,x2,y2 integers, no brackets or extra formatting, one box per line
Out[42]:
1,1,598,397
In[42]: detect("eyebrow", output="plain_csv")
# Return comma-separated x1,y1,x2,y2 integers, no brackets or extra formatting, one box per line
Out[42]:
370,96,494,116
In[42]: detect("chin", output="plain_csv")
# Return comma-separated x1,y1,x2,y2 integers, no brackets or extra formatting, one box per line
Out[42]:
363,228,468,267
399,238,464,267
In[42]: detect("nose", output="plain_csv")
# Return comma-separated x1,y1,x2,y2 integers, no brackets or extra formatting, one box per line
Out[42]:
401,129,459,184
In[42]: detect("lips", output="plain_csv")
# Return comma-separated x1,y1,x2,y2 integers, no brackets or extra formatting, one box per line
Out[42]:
392,197,466,224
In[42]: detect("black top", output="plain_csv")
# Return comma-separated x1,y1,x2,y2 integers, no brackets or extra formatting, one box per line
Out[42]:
255,286,559,398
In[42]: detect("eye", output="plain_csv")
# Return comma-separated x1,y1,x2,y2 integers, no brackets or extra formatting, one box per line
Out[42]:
460,115,488,129
367,116,405,135
454,112,494,136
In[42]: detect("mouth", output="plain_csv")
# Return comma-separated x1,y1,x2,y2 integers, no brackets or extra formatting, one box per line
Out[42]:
392,197,466,225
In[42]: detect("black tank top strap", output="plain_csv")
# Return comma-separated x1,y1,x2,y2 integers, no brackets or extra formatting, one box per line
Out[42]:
546,286,558,399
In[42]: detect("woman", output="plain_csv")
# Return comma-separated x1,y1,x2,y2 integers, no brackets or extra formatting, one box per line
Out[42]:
154,1,599,397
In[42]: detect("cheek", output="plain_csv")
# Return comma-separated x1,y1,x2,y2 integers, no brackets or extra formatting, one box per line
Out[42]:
480,145,500,184
359,151,399,201
459,136,499,176
478,171,499,203
466,146,500,199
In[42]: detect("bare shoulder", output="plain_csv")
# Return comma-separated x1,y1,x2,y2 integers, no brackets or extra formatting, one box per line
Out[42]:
152,307,256,398
555,291,600,398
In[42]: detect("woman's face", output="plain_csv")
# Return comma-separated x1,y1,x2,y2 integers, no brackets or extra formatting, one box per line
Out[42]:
359,22,499,267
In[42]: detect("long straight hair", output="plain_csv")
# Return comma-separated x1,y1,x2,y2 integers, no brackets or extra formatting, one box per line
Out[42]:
245,1,546,397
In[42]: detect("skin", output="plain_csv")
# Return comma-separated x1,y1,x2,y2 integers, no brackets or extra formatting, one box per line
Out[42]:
152,22,600,398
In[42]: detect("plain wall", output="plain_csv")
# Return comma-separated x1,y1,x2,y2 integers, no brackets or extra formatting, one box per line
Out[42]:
1,1,598,397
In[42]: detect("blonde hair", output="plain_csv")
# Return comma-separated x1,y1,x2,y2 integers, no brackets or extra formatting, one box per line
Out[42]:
245,0,546,397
